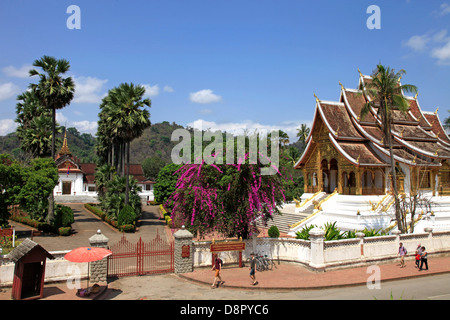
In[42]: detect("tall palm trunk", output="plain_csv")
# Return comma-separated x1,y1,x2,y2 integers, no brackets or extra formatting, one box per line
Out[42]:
125,141,130,205
47,107,56,224
383,99,404,233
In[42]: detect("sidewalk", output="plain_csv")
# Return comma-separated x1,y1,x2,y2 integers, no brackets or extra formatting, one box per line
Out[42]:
1,256,449,300
179,256,450,290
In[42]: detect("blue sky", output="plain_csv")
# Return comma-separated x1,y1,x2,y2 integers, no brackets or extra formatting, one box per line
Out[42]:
0,0,450,141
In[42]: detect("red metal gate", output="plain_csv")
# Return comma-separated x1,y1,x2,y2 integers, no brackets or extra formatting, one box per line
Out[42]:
107,232,174,277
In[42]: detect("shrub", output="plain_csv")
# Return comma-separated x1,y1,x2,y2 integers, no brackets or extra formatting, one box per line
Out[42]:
118,205,137,227
119,224,135,233
58,227,71,236
295,224,316,240
268,225,280,238
84,203,106,220
53,205,75,228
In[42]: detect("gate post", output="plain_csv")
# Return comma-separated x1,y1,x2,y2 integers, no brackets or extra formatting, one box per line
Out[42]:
89,229,109,283
173,225,194,274
309,227,325,272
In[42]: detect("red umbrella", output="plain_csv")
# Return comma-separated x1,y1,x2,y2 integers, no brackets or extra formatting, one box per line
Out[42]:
65,247,112,263
65,247,112,292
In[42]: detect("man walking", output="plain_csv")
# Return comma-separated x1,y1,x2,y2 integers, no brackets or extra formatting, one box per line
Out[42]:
397,242,407,268
211,254,223,288
249,253,258,285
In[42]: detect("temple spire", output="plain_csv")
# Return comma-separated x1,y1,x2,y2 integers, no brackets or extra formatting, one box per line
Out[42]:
58,130,71,156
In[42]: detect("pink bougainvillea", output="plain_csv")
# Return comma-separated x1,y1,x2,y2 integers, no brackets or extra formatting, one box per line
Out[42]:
167,153,286,239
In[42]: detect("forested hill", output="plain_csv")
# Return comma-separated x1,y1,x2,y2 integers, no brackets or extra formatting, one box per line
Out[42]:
0,121,184,164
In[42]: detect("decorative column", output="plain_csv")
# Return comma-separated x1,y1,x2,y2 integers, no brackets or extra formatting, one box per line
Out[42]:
356,232,365,257
309,227,325,271
173,225,194,274
424,227,433,252
356,167,362,195
89,229,109,283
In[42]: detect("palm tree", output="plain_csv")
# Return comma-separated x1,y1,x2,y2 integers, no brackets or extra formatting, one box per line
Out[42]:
278,130,290,148
296,124,310,143
29,56,75,223
103,83,151,205
15,90,60,157
359,64,417,233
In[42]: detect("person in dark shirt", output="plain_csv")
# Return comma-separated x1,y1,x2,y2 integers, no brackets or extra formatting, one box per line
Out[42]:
249,253,257,285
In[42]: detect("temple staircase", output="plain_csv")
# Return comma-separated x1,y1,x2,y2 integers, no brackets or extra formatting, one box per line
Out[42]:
257,192,328,234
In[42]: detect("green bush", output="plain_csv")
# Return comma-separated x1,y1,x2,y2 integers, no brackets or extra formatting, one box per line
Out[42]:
119,224,135,233
84,203,106,220
268,225,280,238
295,224,316,240
118,205,136,227
53,205,74,228
58,227,71,236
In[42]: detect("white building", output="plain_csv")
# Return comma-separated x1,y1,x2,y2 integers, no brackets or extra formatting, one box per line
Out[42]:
53,133,155,202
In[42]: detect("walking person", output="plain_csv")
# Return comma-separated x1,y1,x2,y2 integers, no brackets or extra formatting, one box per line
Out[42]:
397,242,407,268
211,254,224,288
419,246,428,271
249,253,258,286
415,244,422,268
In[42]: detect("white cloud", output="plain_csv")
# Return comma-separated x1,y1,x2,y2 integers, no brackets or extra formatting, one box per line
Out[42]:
56,112,98,135
73,76,108,104
2,64,34,78
143,84,160,97
432,40,450,65
403,29,450,65
402,34,430,52
439,3,450,16
189,89,222,104
0,119,18,136
186,119,311,141
0,82,20,101
163,85,174,93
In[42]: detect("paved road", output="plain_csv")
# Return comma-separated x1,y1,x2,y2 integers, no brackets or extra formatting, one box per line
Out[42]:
10,203,170,251
103,272,450,300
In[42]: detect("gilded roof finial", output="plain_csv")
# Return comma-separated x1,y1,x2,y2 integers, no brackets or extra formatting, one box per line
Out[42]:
356,155,360,164
412,155,416,163
314,92,319,103
358,68,363,78
414,91,418,99
335,126,340,136
435,148,440,156
397,75,402,83
435,107,439,114
339,81,344,91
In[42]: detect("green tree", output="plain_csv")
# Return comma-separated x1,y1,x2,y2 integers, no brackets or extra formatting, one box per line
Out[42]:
29,56,75,223
98,83,151,205
359,64,417,233
0,154,23,227
16,158,59,222
296,123,310,142
142,156,166,180
100,174,142,221
153,163,182,205
15,90,61,158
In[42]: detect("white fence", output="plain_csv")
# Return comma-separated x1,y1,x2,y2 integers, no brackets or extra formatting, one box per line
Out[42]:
1,228,450,286
0,251,88,287
192,228,450,271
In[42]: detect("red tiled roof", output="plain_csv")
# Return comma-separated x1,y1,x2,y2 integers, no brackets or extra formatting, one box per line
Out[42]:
297,71,450,169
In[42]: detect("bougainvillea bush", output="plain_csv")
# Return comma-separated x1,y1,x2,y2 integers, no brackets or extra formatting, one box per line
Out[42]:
167,153,286,239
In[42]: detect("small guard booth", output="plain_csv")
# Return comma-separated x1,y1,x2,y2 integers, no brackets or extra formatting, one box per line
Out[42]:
7,238,54,300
